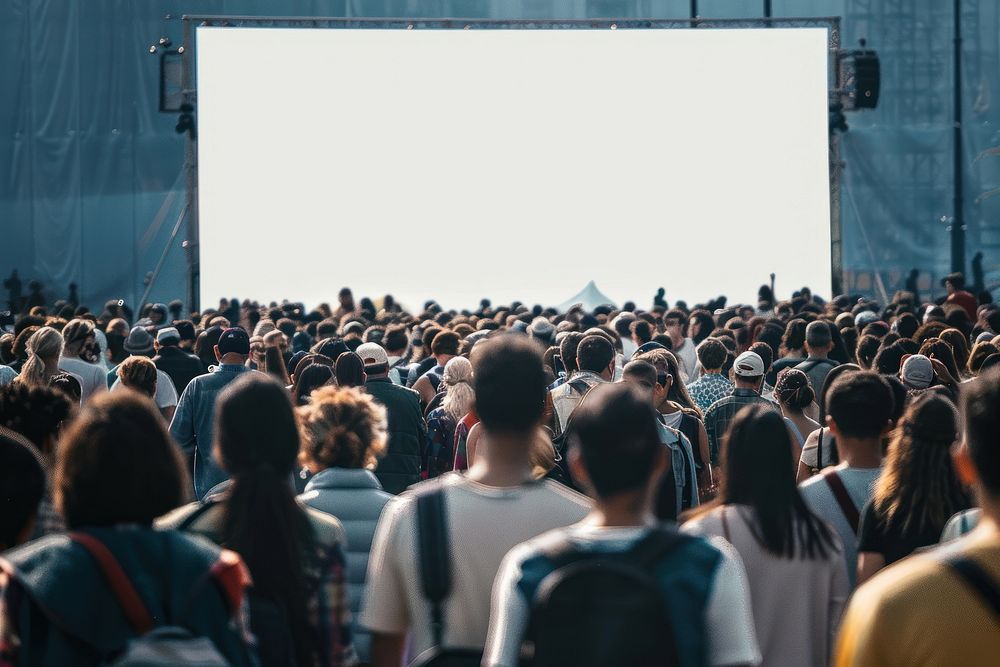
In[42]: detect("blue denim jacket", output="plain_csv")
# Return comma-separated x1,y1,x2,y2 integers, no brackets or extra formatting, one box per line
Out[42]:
169,364,252,499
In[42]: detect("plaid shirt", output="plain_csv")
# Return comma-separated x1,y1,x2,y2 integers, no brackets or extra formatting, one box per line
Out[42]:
704,388,779,465
686,373,734,414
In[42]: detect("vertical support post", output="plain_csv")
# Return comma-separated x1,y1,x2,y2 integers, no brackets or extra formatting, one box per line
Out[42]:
952,0,965,275
690,0,698,22
182,18,200,313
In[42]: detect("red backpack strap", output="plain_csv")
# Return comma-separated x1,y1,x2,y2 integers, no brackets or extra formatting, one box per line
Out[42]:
69,532,154,635
209,549,252,616
821,470,860,534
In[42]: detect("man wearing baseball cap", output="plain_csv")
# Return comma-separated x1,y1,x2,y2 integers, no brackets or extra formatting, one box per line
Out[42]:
152,326,205,394
356,342,425,494
703,351,779,466
169,327,254,499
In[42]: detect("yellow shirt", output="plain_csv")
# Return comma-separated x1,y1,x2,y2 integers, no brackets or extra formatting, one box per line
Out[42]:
836,522,1000,666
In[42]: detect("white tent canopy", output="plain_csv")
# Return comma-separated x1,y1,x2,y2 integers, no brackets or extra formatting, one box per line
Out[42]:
556,281,617,313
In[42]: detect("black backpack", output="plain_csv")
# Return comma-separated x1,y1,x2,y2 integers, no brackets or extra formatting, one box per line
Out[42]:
521,528,685,667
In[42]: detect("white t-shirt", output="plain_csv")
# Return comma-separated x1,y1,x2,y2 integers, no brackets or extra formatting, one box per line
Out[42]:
58,356,108,403
673,337,697,383
799,463,881,587
799,427,837,469
111,368,178,408
483,524,760,667
683,505,849,666
359,473,590,656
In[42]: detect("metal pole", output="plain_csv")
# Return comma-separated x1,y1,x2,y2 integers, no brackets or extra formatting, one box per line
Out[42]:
182,18,200,313
764,0,772,18
952,0,965,274
690,0,698,21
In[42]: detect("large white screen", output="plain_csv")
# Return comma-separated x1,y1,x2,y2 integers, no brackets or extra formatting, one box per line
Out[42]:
197,26,830,310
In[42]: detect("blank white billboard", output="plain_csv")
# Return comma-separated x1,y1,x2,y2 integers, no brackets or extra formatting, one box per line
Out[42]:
197,26,830,310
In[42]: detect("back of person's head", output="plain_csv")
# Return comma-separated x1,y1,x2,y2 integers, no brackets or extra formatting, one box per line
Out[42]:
962,367,1000,497
56,391,186,529
471,334,545,437
630,320,653,344
316,318,339,341
621,359,658,388
292,362,335,406
805,320,832,350
774,368,815,411
214,372,314,664
719,405,835,559
61,318,94,352
895,312,919,339
918,337,962,382
969,341,997,376
781,318,807,354
442,356,475,422
334,351,366,388
855,333,881,369
48,372,82,404
576,334,615,375
117,356,158,398
298,385,388,471
431,330,461,357
383,324,409,354
566,383,662,499
558,332,585,374
0,382,73,456
18,326,64,388
874,393,967,532
873,340,908,376
696,337,727,371
747,341,774,372
826,371,893,440
0,429,46,550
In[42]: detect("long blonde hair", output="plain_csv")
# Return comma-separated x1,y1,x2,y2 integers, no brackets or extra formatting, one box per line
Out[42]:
18,327,64,388
442,356,475,422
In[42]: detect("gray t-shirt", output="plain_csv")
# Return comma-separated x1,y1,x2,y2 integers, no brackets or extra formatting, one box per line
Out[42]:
799,464,881,587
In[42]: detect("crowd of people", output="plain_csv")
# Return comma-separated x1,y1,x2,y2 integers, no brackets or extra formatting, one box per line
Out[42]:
0,274,999,665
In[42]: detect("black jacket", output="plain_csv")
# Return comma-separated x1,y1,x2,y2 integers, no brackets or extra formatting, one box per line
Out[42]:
153,346,206,394
365,377,425,494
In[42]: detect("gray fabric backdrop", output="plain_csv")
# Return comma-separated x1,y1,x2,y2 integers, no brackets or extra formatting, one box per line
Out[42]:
2,0,998,311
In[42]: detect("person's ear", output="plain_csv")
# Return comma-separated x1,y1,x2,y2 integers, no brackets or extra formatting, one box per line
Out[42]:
899,353,912,374
825,414,841,439
952,441,978,488
214,344,222,362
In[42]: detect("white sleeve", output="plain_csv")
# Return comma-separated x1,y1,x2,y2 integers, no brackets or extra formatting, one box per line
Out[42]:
483,544,534,667
358,496,413,635
156,371,178,408
704,537,761,666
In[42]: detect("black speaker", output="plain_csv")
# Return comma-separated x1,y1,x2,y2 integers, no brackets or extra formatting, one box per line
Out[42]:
839,48,880,111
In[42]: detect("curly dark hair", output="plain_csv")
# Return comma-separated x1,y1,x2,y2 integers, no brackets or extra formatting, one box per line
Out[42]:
0,382,73,455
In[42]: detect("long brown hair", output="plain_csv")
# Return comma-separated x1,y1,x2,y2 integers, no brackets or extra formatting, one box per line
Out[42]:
872,393,969,535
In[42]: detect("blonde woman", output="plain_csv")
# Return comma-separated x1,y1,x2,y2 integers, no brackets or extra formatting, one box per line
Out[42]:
424,356,474,477
16,327,67,389
297,385,391,664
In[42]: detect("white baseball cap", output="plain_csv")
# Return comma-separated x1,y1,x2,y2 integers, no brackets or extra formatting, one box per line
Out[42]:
733,351,765,377
355,342,388,369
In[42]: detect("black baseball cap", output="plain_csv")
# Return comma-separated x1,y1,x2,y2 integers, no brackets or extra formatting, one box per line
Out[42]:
217,327,251,356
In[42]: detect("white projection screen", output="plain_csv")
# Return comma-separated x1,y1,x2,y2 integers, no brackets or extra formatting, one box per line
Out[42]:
197,26,831,310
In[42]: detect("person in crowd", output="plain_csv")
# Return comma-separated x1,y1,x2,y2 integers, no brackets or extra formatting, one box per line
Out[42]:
621,359,699,518
774,368,820,453
549,334,614,437
941,271,978,321
686,338,733,413
57,319,106,402
382,324,410,385
360,335,591,666
796,364,862,482
14,326,68,390
795,321,839,396
0,391,256,665
110,326,179,420
424,355,475,478
169,327,254,499
836,366,1000,664
103,317,130,367
357,342,425,495
769,318,808,385
548,331,584,391
152,325,205,393
114,355,171,417
856,394,971,584
335,351,367,388
413,330,460,408
484,382,760,667
195,324,225,372
704,351,778,467
799,372,894,587
683,406,848,666
662,308,697,381
298,385,393,664
688,309,716,347
0,427,46,550
161,373,355,666
293,361,336,405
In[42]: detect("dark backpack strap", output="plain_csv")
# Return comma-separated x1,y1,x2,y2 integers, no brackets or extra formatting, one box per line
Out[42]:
821,470,860,534
796,358,837,374
416,484,451,649
540,527,682,570
567,378,591,396
944,555,1000,621
69,532,154,635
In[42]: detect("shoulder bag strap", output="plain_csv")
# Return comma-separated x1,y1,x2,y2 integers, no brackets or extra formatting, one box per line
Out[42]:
821,470,860,534
69,532,154,635
417,485,452,649
721,506,732,543
944,555,1000,621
